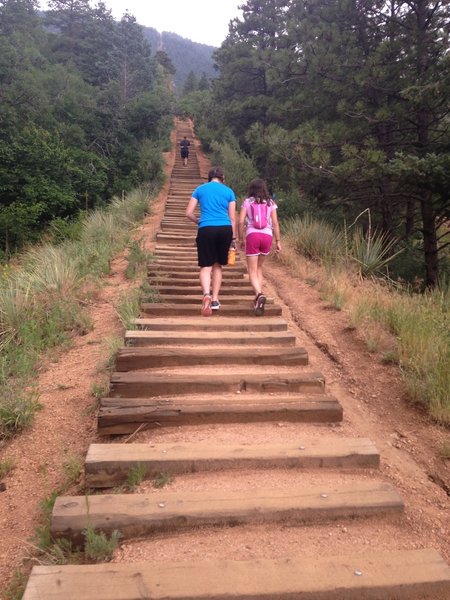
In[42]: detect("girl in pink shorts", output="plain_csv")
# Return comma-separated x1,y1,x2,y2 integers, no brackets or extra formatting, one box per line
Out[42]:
238,179,281,316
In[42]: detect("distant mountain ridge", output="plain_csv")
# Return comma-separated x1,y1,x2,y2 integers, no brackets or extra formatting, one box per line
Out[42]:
142,27,217,91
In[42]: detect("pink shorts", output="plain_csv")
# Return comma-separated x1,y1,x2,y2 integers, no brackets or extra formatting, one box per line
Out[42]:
246,232,273,256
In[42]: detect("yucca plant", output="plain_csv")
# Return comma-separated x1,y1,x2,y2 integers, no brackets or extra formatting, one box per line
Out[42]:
351,227,403,279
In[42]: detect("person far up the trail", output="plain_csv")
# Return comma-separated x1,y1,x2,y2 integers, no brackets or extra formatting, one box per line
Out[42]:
186,166,236,316
180,136,190,166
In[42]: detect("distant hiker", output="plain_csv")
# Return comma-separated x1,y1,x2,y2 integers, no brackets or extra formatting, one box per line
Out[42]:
180,136,190,166
238,178,281,316
186,166,236,316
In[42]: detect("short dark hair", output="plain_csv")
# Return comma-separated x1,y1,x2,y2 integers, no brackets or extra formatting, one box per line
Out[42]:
208,166,225,182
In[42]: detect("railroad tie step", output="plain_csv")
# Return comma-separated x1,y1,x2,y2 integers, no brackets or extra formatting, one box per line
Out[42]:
22,549,450,600
51,481,404,543
142,295,272,306
97,393,343,435
85,438,380,487
129,316,288,332
140,303,283,317
109,371,325,397
124,330,296,346
114,346,308,370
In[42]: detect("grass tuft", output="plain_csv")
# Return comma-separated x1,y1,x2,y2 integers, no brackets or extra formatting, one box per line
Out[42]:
84,526,121,562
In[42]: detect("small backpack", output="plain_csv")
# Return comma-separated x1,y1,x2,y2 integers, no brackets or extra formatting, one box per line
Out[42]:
249,200,270,229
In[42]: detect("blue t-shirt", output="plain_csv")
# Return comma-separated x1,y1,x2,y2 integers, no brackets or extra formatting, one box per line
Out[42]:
192,181,236,228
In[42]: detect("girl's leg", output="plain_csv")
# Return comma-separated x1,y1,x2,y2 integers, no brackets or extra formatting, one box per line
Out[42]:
246,255,261,296
256,254,267,292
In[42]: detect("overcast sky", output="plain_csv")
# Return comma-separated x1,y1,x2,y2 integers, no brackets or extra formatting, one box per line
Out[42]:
40,1,243,47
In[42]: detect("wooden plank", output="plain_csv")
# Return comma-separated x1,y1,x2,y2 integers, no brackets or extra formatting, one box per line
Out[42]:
114,346,308,370
149,278,253,287
142,295,266,305
152,285,255,295
140,303,283,317
123,330,295,346
97,394,343,434
148,267,247,277
85,438,380,487
22,549,450,600
130,316,288,332
109,371,325,397
51,481,404,542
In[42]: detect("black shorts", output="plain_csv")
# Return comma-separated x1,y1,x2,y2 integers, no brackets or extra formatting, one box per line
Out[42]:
181,149,189,158
196,226,233,267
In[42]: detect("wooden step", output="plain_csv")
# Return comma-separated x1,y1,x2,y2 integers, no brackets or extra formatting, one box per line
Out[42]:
156,233,196,244
145,295,264,304
22,549,450,600
140,302,282,316
115,346,308,370
51,481,404,543
149,278,253,288
97,393,343,434
152,285,255,295
124,330,295,346
109,371,325,397
148,266,247,277
130,316,288,332
85,438,380,487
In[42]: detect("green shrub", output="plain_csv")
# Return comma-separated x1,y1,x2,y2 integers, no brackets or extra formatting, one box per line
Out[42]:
84,526,121,562
283,214,344,265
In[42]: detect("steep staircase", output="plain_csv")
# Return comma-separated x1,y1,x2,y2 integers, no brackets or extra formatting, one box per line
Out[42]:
22,121,450,599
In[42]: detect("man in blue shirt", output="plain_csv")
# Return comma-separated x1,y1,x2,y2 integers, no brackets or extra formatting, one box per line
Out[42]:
186,167,236,315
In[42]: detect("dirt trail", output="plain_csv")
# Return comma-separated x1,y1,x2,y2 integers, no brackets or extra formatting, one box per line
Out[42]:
1,119,448,597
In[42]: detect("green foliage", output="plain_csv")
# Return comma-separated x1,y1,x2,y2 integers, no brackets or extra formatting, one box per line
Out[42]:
62,454,83,485
0,185,157,443
125,239,149,279
3,568,28,600
0,385,41,441
126,463,147,490
0,457,15,479
84,525,121,562
349,283,450,423
0,1,172,255
114,288,142,330
350,228,404,279
211,0,450,287
283,215,344,265
209,140,258,198
153,472,172,489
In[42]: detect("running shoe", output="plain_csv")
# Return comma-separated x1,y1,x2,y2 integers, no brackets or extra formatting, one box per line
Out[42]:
201,294,212,316
254,293,266,316
211,300,221,310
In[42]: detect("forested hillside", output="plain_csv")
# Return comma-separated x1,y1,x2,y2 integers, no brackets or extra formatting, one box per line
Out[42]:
0,0,174,256
142,26,216,91
186,0,450,288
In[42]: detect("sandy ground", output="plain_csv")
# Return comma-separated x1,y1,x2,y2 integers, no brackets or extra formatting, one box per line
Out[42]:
0,120,448,596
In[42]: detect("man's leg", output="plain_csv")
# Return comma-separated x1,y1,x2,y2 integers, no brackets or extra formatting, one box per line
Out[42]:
211,263,222,302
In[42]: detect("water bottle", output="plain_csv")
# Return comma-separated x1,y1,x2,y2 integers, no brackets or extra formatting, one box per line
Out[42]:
227,247,236,266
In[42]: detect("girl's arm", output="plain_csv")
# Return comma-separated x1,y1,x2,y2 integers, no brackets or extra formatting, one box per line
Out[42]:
238,203,247,250
271,209,281,253
186,196,199,224
228,200,236,242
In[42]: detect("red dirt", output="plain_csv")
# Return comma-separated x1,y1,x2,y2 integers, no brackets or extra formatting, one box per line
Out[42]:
0,120,448,595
